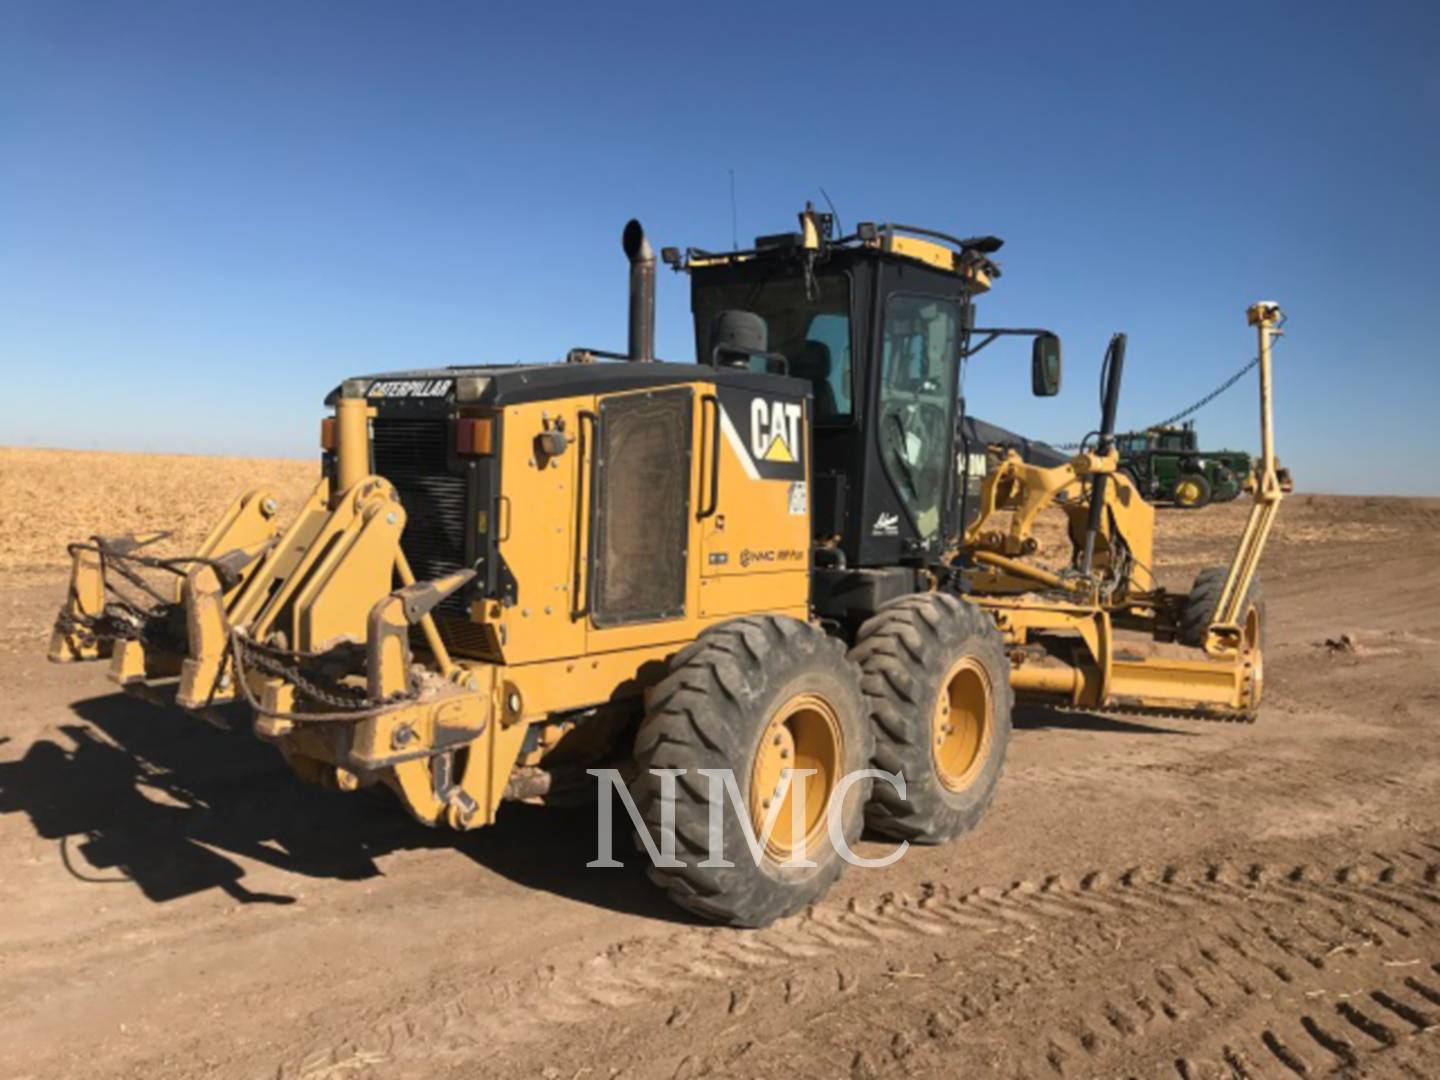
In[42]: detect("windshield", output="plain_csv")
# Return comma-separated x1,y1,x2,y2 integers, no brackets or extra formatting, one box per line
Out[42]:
878,294,961,541
694,273,852,422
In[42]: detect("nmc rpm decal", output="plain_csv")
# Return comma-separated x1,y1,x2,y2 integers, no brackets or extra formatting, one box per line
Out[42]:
715,385,807,482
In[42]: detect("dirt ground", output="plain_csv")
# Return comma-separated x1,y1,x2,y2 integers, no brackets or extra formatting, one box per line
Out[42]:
2,449,1439,1079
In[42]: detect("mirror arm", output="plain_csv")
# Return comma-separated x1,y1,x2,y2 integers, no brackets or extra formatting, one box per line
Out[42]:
962,327,1057,360
961,331,1001,359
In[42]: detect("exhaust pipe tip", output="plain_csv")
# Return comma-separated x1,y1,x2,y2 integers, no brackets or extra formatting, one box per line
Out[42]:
622,218,653,264
623,218,656,362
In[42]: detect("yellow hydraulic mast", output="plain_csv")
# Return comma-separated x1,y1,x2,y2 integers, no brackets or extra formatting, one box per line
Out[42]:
1205,301,1285,655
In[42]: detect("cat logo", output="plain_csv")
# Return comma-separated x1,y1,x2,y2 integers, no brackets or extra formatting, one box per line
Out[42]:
715,386,807,482
750,397,802,464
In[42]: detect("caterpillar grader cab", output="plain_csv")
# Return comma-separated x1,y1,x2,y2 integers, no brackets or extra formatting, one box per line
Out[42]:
674,215,1065,626
49,205,1287,927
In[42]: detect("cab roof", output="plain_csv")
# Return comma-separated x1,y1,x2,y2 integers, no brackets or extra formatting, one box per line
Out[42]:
674,210,1002,293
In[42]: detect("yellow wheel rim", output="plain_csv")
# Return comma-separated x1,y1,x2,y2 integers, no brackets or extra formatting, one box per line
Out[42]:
749,692,844,864
933,657,994,792
1175,478,1202,506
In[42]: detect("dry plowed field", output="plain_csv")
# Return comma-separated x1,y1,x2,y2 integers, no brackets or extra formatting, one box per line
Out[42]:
2,447,1439,1079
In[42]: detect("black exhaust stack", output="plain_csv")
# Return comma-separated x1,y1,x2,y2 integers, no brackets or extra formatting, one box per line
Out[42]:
622,219,656,362
1079,333,1127,577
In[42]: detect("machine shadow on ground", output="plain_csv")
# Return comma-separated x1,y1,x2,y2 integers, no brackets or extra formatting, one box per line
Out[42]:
0,692,1196,925
0,692,693,923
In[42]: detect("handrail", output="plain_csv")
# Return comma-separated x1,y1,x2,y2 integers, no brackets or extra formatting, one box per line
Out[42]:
570,409,599,621
697,396,721,520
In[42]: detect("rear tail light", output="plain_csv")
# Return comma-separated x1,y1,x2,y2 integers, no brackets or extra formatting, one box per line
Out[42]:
320,417,336,451
455,418,494,456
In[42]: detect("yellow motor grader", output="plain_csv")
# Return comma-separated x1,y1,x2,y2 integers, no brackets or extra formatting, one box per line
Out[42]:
50,206,1286,925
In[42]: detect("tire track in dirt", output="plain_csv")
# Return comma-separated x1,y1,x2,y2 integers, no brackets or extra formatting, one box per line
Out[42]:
1039,858,1440,1079
273,842,1440,1079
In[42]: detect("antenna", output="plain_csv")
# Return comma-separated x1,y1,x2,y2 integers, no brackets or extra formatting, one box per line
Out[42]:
819,186,842,236
728,168,738,249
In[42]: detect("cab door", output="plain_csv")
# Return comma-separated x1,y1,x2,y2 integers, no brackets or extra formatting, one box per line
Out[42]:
697,382,811,620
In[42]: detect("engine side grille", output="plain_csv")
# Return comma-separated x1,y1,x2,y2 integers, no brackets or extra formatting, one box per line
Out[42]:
371,418,471,628
591,389,692,626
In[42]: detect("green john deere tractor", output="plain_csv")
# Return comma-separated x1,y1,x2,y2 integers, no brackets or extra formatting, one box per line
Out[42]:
1116,422,1252,509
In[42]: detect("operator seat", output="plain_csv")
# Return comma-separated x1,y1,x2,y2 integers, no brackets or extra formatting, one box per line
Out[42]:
711,309,769,369
792,340,838,419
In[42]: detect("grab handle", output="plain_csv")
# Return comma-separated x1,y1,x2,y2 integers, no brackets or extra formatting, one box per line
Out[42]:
697,396,721,520
571,409,598,619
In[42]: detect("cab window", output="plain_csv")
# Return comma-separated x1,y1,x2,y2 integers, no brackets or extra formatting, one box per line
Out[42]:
693,273,852,422
800,311,851,420
877,295,960,541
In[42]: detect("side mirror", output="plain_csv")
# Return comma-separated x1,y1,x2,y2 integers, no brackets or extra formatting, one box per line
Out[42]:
1032,334,1062,396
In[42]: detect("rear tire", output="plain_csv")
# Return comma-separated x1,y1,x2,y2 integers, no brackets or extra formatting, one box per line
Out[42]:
629,616,871,927
851,593,1012,845
1173,472,1212,509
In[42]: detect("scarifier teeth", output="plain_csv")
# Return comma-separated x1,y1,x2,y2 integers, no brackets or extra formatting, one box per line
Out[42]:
1041,702,1258,725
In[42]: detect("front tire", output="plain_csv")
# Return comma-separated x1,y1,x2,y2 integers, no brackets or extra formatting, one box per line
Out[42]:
629,616,871,927
1179,565,1265,648
851,594,1012,845
1179,566,1266,713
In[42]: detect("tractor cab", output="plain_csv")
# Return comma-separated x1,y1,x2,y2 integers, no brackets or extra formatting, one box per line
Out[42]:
671,207,1061,625
1151,423,1200,453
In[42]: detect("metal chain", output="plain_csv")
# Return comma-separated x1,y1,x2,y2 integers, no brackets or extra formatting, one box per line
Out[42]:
1051,356,1255,450
1052,325,1286,449
55,533,419,725
53,599,170,647
1148,355,1260,430
52,536,198,652
228,631,422,722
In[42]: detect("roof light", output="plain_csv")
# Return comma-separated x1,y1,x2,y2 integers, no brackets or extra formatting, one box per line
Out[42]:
455,375,491,403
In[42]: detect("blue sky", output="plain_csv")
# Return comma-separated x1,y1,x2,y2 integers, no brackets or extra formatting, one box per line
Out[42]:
2,1,1437,493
